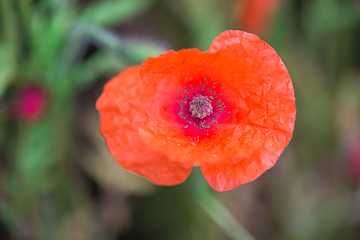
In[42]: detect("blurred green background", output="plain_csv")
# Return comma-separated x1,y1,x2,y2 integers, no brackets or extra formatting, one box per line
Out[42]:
0,0,360,239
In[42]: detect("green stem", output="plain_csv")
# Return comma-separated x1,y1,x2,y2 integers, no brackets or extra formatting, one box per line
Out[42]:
196,187,256,240
0,0,20,65
18,0,33,46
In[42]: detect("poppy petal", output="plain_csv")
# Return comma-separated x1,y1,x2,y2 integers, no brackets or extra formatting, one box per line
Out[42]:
201,142,284,192
96,66,192,185
209,30,262,53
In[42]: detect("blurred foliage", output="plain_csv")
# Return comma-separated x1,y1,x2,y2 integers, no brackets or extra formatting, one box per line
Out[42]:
0,0,359,239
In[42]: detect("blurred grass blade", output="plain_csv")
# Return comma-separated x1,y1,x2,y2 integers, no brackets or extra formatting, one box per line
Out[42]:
79,0,154,26
0,202,18,233
71,52,125,89
29,0,75,76
0,0,21,63
169,0,229,50
197,188,256,240
0,46,15,96
0,0,19,94
80,25,166,63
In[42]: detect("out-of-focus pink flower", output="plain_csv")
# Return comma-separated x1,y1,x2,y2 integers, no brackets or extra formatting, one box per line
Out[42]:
11,84,47,122
349,138,360,180
235,0,283,36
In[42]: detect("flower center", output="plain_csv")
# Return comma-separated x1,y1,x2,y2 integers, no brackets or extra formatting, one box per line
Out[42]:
189,95,213,119
177,80,230,132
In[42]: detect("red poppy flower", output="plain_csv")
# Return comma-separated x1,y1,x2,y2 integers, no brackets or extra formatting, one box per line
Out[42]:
96,30,296,191
349,137,360,181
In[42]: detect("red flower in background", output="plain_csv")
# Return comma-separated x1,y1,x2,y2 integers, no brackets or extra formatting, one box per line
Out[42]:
96,30,296,191
349,138,360,180
235,0,283,35
11,84,47,122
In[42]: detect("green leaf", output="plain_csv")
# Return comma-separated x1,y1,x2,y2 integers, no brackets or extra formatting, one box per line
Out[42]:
29,2,75,67
17,123,56,190
79,0,154,27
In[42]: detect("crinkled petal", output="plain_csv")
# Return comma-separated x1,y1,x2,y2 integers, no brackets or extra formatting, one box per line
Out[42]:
201,139,285,192
209,30,263,53
96,66,192,185
139,122,292,166
139,44,295,166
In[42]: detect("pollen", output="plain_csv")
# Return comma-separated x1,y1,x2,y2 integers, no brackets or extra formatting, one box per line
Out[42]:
177,80,228,131
189,95,213,119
